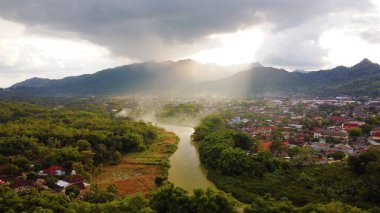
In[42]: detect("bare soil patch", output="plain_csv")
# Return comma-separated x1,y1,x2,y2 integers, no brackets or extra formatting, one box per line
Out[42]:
94,132,178,195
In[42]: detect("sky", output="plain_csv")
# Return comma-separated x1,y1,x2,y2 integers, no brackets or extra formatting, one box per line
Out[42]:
1,0,380,87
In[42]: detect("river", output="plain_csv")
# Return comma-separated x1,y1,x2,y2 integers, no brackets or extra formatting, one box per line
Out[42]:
140,114,215,193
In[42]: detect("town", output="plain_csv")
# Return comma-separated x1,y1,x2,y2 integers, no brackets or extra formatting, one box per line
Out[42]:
207,97,380,163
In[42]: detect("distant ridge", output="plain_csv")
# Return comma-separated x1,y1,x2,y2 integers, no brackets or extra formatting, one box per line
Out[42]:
11,77,53,88
200,58,380,97
3,58,380,97
5,60,238,97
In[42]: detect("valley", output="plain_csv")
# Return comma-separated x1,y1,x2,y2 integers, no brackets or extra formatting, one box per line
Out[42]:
2,1,380,212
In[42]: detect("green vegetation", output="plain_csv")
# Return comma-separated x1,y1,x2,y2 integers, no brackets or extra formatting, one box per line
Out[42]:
0,100,238,212
0,183,237,213
349,127,363,137
193,114,380,210
150,183,236,213
0,100,159,178
244,194,371,213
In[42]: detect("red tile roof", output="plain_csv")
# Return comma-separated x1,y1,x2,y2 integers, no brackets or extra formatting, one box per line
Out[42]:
43,166,64,175
260,141,288,151
261,141,272,151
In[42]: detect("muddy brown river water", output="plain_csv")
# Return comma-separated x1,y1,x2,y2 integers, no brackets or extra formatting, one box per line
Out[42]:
140,114,215,193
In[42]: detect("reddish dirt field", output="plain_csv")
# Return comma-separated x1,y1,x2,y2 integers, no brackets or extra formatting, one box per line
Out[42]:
95,132,177,195
114,165,162,195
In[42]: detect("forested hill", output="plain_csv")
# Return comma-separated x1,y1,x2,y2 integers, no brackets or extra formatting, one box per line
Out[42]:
199,58,380,97
4,60,235,97
3,58,380,97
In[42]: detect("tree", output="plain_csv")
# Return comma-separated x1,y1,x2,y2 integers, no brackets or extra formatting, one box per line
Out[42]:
83,184,117,203
27,171,38,181
285,146,302,160
65,185,80,199
349,148,380,175
328,151,346,160
155,176,165,186
192,125,210,141
111,151,122,164
5,164,22,176
291,147,313,167
190,188,236,213
149,183,191,213
269,141,284,157
121,132,145,152
22,190,68,212
45,176,59,189
76,139,91,151
0,186,22,212
361,124,375,134
301,201,367,212
217,147,252,176
233,131,254,150
193,114,225,141
245,195,295,213
99,195,153,212
271,129,284,142
199,142,229,169
349,127,362,137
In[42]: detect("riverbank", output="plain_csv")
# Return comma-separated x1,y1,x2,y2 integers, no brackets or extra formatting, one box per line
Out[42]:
94,131,178,195
141,114,216,193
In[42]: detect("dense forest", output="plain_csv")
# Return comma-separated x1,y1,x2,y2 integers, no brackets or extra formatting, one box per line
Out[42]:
193,114,380,211
0,100,160,179
1,182,240,213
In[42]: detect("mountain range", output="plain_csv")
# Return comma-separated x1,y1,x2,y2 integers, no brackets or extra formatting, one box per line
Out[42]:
2,58,380,98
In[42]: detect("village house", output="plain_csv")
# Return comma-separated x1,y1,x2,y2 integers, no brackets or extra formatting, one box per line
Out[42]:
310,142,331,152
334,144,354,155
56,174,89,192
313,129,349,141
38,166,65,176
369,129,380,145
342,121,365,131
328,115,351,124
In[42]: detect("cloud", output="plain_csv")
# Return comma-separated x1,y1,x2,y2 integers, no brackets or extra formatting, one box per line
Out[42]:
361,30,380,44
254,0,380,70
0,0,372,63
0,18,125,87
254,18,329,69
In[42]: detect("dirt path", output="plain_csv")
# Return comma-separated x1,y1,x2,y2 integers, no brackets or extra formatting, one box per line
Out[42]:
94,132,178,195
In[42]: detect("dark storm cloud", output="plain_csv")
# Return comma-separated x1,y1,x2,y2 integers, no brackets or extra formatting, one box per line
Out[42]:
0,0,373,62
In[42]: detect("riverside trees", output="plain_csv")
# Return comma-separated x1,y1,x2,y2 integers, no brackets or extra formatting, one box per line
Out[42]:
193,113,380,210
0,101,159,177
